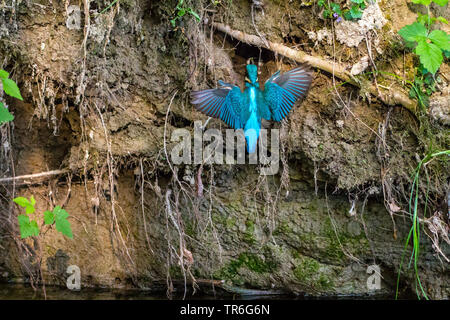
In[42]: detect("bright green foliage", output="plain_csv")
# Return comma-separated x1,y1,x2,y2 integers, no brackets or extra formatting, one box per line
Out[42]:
44,210,55,225
0,102,14,124
412,0,432,4
0,69,22,101
13,197,73,239
318,0,343,19
0,70,8,78
348,5,363,19
53,206,73,239
398,22,427,42
17,215,39,238
412,0,448,5
431,0,448,5
415,40,443,74
0,68,23,124
417,12,448,27
170,0,201,27
398,1,450,75
318,0,367,21
13,196,36,215
2,78,23,101
428,30,450,51
344,0,366,20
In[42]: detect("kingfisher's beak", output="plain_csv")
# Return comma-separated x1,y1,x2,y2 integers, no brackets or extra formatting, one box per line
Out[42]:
245,77,251,83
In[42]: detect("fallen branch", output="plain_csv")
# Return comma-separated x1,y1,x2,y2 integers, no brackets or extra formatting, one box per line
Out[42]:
0,169,69,185
212,22,417,113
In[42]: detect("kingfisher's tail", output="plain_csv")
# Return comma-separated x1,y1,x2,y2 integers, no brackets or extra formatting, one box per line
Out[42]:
244,114,261,154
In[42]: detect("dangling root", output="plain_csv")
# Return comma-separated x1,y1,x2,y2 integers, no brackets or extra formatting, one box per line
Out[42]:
211,22,417,114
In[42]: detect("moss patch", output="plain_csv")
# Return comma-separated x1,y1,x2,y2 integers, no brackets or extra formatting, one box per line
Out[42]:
243,220,256,244
214,252,278,283
293,256,335,291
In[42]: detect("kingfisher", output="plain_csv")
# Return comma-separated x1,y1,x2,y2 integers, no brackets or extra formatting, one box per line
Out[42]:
191,63,313,153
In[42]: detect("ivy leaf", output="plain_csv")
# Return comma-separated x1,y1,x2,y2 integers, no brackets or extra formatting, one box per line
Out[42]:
53,206,73,239
17,214,39,238
0,102,14,124
349,5,363,19
1,78,23,101
398,22,427,43
0,69,9,79
415,39,443,74
44,210,55,225
428,30,450,51
343,10,353,20
330,2,341,14
13,196,35,214
432,0,448,6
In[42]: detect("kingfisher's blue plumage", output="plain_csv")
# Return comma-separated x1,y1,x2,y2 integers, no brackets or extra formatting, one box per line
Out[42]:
191,63,313,153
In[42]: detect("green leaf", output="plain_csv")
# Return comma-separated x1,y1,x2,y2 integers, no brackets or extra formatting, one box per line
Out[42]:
188,9,200,21
0,103,14,124
1,78,23,101
428,30,450,51
323,9,332,19
398,22,427,42
44,210,55,225
25,204,35,214
415,40,443,74
436,16,448,24
13,196,35,214
330,2,341,14
54,206,73,239
17,214,39,238
0,69,9,79
318,0,325,7
13,197,30,207
432,0,448,6
412,0,432,5
343,10,353,20
177,8,186,16
351,0,364,3
417,13,435,26
30,195,36,207
349,5,363,19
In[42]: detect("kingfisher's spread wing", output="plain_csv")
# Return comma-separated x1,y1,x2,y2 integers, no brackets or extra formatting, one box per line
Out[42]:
262,64,312,122
191,81,245,129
